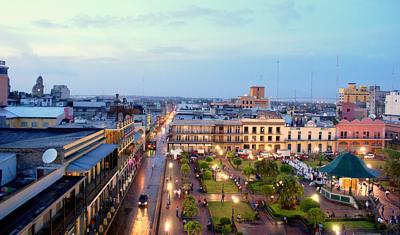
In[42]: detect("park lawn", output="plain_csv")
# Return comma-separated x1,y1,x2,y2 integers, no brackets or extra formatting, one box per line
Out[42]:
364,159,385,170
208,201,254,225
323,220,375,230
203,179,238,194
303,159,329,169
270,203,306,219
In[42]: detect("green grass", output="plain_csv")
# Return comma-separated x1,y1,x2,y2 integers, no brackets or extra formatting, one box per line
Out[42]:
323,220,375,230
269,203,306,218
203,179,238,194
364,159,385,170
208,201,254,225
303,159,329,169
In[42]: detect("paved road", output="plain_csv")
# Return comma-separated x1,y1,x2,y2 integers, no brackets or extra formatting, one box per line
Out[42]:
108,130,168,235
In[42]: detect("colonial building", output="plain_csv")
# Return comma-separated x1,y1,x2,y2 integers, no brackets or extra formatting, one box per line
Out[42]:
282,121,336,154
336,118,387,153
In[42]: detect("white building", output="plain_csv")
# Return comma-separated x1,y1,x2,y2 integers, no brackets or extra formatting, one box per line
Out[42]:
384,91,400,121
51,85,70,100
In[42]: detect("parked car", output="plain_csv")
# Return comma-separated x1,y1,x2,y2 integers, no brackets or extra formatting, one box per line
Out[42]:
277,149,291,158
138,194,149,207
364,153,375,159
296,153,308,160
238,149,252,155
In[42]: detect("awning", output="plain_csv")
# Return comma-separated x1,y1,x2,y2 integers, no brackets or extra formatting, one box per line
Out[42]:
67,144,117,172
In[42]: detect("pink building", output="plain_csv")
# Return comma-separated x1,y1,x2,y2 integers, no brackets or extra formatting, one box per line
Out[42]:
336,118,386,153
341,102,368,121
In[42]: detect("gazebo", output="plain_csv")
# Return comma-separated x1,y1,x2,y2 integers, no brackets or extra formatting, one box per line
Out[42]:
318,152,379,208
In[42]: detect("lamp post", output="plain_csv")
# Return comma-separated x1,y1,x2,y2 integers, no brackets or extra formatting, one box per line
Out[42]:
231,195,240,225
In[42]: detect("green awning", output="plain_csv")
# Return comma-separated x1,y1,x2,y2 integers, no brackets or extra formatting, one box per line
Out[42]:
319,152,379,178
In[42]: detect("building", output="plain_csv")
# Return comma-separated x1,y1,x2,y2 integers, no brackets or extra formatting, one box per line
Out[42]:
337,83,369,119
341,102,368,121
282,121,336,154
32,76,45,97
336,118,387,153
239,86,269,109
0,106,73,128
368,85,388,118
0,128,110,235
383,91,400,121
0,60,9,107
73,101,107,120
51,85,70,100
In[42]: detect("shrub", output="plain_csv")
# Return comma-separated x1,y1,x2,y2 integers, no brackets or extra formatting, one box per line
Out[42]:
203,170,212,180
306,208,325,226
261,184,275,196
233,158,242,169
221,224,232,233
180,158,189,164
300,198,320,212
205,156,213,162
219,217,231,226
280,164,293,174
199,161,209,170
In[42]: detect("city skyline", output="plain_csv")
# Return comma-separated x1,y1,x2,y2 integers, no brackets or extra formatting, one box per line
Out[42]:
1,0,399,98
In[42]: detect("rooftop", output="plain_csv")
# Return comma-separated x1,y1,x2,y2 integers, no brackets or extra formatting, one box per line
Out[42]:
0,176,84,235
0,128,100,149
1,107,65,119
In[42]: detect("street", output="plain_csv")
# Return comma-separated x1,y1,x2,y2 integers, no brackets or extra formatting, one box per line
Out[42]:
108,128,169,235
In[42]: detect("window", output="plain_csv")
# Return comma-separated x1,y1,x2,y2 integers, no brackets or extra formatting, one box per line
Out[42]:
276,136,280,141
276,127,281,134
236,127,241,133
328,132,332,140
244,126,249,134
21,122,28,127
308,131,312,140
268,127,273,134
235,136,240,142
298,131,301,140
288,131,291,140
307,144,312,153
260,127,265,134
252,144,256,149
318,132,322,140
252,136,257,142
288,144,292,150
244,136,249,142
318,144,322,152
297,144,301,153
252,126,257,134
227,136,232,142
268,136,272,141
43,122,49,127
260,136,264,141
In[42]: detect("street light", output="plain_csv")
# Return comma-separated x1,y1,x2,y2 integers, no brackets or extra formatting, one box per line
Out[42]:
359,146,366,155
169,162,173,169
332,224,340,235
231,195,240,225
311,193,319,203
218,149,224,156
165,221,170,234
314,146,320,153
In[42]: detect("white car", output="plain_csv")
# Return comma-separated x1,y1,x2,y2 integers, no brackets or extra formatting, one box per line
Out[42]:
364,153,375,159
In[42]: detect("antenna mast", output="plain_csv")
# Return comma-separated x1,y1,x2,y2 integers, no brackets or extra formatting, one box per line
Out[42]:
336,56,339,103
276,60,280,101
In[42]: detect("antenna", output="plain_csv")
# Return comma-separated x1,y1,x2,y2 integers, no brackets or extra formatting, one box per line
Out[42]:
336,56,339,102
42,148,57,164
276,60,280,102
392,65,395,91
310,71,313,103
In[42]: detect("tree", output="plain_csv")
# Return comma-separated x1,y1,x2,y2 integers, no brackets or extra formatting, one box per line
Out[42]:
184,220,202,235
183,195,196,207
260,159,279,177
317,154,326,166
261,184,275,196
203,170,212,180
205,156,213,162
300,198,320,212
254,160,262,171
306,208,325,227
226,151,235,159
219,217,231,226
180,158,189,164
181,163,191,182
275,174,304,209
183,203,200,218
384,148,400,187
243,166,257,178
233,158,242,169
279,164,293,174
181,151,190,159
199,161,210,170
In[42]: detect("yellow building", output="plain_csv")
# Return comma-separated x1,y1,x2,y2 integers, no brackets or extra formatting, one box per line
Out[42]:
338,83,370,104
0,106,69,128
282,122,336,154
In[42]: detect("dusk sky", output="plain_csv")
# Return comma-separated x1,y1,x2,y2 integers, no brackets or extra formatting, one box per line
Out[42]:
1,0,399,100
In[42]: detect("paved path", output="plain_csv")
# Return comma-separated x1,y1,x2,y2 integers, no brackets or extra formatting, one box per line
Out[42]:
108,129,167,235
374,185,400,221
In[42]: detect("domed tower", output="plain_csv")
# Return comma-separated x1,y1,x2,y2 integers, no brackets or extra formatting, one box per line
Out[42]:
32,76,44,97
0,60,9,107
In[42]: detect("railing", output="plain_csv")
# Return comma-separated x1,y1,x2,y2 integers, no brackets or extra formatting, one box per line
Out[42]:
86,167,118,204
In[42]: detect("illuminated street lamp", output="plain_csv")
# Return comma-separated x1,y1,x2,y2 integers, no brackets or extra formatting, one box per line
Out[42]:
165,221,170,234
311,193,319,203
218,149,224,156
314,146,320,153
169,162,173,169
359,146,367,155
216,145,221,151
332,224,340,235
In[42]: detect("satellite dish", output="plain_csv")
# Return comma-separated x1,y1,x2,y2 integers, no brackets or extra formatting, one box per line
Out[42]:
42,148,57,164
369,114,376,120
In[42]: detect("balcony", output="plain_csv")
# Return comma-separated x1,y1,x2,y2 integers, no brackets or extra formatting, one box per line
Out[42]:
86,167,118,204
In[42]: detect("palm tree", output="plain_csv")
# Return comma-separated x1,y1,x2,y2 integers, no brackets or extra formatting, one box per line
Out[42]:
261,159,279,177
183,203,200,218
184,220,202,235
275,174,304,209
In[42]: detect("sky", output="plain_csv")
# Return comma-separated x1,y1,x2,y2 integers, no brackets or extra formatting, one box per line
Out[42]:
1,0,399,100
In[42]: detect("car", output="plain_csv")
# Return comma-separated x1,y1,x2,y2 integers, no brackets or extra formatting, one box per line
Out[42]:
296,153,308,160
147,141,157,150
138,194,149,207
364,153,375,159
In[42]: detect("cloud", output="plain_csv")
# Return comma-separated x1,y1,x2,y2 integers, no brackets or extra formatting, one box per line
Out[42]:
32,19,68,29
147,46,192,54
63,5,253,28
266,0,302,25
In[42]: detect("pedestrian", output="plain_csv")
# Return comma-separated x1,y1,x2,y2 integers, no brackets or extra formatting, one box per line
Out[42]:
381,205,385,216
365,201,369,210
152,164,155,171
176,206,179,217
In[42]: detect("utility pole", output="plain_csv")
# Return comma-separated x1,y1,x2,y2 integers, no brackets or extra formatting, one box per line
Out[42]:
310,71,313,104
336,56,339,103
